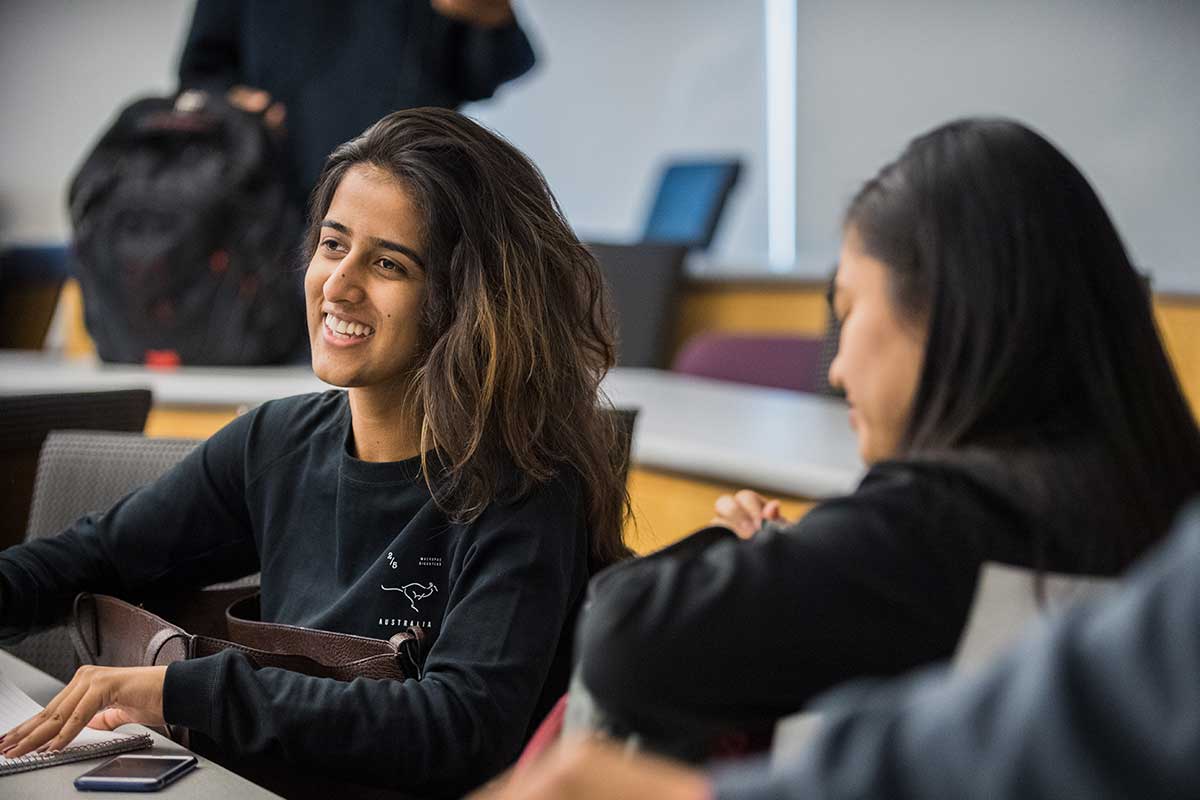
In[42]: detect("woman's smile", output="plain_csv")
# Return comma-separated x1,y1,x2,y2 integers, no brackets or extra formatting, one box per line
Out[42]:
322,312,376,346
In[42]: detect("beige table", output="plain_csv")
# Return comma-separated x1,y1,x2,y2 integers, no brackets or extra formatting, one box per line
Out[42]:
0,649,280,798
0,352,864,552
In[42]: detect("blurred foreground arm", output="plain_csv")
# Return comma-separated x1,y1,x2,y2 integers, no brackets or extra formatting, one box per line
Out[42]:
713,501,1200,800
473,737,709,800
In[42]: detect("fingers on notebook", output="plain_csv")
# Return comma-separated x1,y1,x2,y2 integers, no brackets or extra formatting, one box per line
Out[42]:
0,664,168,759
1,669,95,757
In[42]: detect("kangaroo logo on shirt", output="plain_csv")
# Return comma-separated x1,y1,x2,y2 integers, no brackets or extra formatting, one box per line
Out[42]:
382,581,438,612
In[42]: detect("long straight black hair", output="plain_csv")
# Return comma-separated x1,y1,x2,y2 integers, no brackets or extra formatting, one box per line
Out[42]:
845,118,1200,567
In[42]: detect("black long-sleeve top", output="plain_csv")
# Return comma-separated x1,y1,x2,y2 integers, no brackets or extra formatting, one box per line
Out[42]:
178,0,537,207
0,391,588,795
577,460,1131,740
711,499,1200,800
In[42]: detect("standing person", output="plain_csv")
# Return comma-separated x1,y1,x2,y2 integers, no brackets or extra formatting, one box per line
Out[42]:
567,118,1200,755
178,0,537,211
0,107,630,796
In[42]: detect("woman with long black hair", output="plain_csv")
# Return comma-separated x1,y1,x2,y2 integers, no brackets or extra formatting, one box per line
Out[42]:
567,117,1200,756
0,108,630,795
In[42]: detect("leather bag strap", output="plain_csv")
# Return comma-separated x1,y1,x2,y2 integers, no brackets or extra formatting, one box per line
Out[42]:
72,593,194,669
73,592,425,681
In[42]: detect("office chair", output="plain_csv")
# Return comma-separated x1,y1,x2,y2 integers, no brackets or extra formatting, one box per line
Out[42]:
641,159,742,251
587,242,688,368
2,430,261,683
672,333,827,394
0,389,153,552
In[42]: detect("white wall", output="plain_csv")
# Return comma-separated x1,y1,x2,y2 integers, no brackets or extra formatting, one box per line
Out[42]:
464,0,767,262
0,0,768,263
794,0,1200,292
4,1,1197,290
0,0,194,243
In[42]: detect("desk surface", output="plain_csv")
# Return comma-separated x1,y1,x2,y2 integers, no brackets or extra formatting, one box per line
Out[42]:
0,650,280,798
0,352,863,499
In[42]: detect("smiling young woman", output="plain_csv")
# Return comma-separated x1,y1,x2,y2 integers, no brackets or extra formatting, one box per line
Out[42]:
565,117,1200,758
0,109,631,795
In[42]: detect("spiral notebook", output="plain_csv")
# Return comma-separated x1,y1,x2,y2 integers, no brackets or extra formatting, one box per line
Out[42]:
0,668,152,777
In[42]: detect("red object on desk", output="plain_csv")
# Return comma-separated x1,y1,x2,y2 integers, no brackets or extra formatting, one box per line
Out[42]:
144,349,181,369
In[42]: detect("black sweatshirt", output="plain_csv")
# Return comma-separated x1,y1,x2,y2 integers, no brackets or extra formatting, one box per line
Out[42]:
178,0,537,208
577,460,1132,741
0,392,589,795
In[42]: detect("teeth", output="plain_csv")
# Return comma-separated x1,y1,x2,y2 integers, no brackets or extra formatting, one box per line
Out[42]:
323,313,375,338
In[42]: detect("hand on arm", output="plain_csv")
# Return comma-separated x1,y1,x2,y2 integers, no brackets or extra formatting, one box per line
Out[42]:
226,85,286,130
0,666,166,758
431,0,514,27
711,490,788,539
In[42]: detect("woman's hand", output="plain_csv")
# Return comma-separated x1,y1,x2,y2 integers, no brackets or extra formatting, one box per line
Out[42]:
226,85,286,130
712,489,788,539
473,736,710,800
431,0,514,27
0,665,167,758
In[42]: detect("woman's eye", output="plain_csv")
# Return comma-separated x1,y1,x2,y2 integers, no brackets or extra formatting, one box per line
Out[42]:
320,238,344,253
377,258,405,274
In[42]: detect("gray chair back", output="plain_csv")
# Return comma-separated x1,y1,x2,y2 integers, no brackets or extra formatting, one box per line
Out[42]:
3,430,235,682
588,242,688,369
951,562,1115,675
0,389,153,551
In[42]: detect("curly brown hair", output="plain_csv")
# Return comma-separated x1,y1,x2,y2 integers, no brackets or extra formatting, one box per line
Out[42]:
304,108,631,568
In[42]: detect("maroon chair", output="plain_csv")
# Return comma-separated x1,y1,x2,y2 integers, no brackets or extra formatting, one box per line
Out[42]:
672,333,828,394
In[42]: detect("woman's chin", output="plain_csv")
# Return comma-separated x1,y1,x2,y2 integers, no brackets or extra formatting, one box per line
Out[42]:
311,357,361,389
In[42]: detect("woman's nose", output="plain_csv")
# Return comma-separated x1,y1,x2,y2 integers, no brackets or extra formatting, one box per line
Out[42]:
322,253,366,304
827,351,844,392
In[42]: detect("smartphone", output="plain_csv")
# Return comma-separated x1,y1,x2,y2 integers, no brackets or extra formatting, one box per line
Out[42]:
74,754,198,792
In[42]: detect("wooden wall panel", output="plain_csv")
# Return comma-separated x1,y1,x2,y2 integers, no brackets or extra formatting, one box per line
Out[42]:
1155,300,1200,421
144,407,239,439
677,282,1200,421
624,466,814,554
671,282,829,361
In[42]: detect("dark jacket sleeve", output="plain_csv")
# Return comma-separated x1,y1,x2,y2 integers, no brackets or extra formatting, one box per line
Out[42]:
161,476,587,795
0,414,259,643
177,0,243,95
710,500,1200,800
576,467,986,736
449,14,536,102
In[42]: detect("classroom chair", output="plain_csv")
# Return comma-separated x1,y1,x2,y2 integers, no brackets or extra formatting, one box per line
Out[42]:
672,333,826,394
0,429,259,683
0,389,153,552
588,242,688,368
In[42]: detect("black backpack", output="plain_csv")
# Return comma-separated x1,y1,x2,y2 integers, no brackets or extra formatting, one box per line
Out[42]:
68,91,307,365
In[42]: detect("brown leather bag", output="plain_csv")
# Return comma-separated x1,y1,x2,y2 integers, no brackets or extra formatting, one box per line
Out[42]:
70,590,429,798
70,591,425,694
